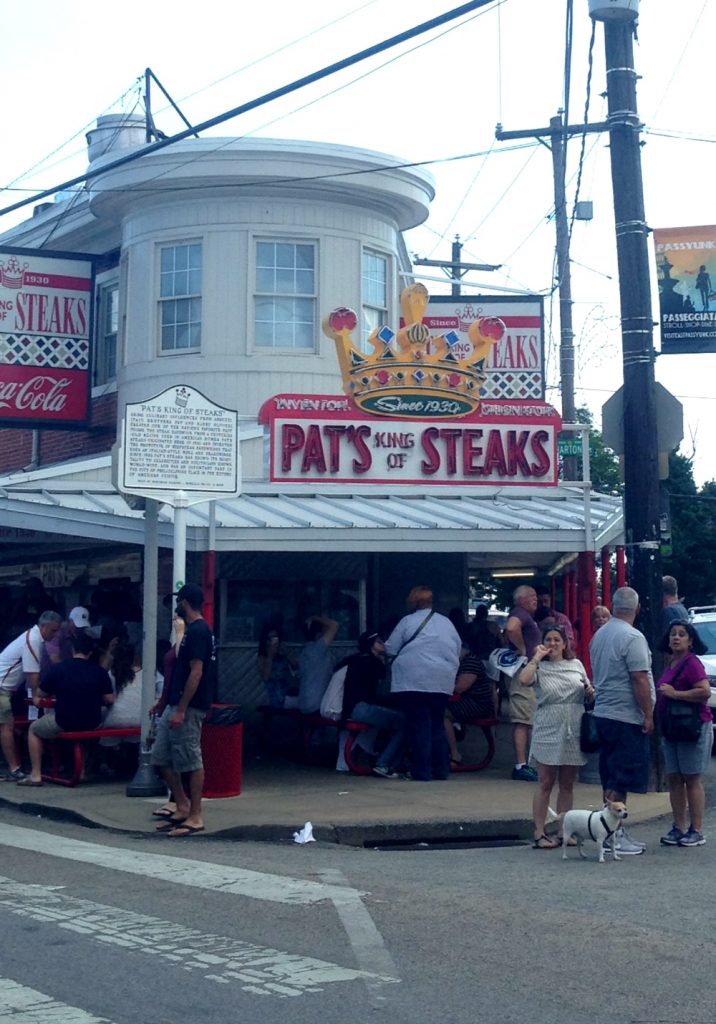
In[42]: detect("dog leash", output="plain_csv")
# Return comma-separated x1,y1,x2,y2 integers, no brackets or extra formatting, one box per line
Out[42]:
587,811,616,841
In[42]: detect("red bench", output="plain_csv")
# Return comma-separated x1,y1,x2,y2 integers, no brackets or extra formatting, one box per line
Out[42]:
43,727,141,787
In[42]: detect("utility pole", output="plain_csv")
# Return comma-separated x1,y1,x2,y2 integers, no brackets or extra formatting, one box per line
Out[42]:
413,238,501,297
496,116,607,479
590,0,661,649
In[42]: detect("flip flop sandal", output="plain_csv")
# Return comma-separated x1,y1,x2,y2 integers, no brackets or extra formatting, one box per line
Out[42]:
151,807,177,820
532,834,559,849
166,824,205,838
155,817,187,832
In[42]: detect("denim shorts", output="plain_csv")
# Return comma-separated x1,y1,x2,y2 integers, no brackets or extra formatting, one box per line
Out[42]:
595,716,650,795
151,706,206,774
662,721,713,776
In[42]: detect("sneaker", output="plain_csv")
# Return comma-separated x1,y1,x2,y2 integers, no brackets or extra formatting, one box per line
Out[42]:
604,828,644,855
678,828,706,847
660,824,685,846
3,767,26,782
619,827,646,850
511,765,537,782
372,765,400,779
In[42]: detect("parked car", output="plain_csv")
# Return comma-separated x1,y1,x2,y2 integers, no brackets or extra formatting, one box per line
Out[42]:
688,606,716,724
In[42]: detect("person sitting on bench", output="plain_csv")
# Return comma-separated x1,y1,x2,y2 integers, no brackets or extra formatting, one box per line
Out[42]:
17,632,114,787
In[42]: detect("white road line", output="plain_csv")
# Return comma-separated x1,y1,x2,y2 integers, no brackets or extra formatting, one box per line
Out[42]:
317,868,399,1007
0,878,397,998
0,977,113,1023
0,823,358,905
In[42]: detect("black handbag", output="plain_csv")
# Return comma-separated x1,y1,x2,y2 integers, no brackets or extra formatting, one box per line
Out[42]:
579,706,600,753
661,699,702,743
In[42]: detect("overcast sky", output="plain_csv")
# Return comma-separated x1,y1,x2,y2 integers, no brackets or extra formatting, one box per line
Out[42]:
2,0,714,482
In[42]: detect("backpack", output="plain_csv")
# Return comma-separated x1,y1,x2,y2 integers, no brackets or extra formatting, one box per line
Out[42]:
319,665,348,721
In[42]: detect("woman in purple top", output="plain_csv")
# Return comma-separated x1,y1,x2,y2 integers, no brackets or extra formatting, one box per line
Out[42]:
656,622,712,848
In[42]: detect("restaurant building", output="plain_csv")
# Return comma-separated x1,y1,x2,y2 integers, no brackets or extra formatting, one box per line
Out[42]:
0,115,623,706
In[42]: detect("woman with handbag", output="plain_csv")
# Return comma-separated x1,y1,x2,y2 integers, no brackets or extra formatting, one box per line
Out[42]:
656,622,712,848
518,625,594,849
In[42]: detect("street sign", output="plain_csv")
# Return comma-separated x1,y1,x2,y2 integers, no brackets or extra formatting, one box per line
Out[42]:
118,385,240,503
558,436,581,457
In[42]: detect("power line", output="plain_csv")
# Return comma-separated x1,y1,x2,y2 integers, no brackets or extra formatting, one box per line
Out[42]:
0,0,498,220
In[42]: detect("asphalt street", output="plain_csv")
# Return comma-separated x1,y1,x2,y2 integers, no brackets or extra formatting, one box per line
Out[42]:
0,791,713,1024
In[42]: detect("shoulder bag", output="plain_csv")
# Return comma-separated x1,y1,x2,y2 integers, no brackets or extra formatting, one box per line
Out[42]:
579,701,600,754
660,657,703,743
385,611,434,667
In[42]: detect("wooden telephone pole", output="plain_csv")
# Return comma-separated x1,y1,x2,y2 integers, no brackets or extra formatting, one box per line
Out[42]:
591,0,662,647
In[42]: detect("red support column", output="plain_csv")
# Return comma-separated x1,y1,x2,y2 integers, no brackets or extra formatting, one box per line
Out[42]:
201,550,216,630
568,566,578,628
601,546,611,607
616,545,626,589
578,551,596,674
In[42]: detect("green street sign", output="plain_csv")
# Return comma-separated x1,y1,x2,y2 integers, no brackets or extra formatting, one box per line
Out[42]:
558,437,581,457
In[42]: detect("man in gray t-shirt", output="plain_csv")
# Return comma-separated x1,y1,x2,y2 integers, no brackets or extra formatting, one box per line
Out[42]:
589,587,655,854
298,615,338,714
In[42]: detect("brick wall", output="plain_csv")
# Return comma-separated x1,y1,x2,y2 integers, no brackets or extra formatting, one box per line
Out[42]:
0,393,117,473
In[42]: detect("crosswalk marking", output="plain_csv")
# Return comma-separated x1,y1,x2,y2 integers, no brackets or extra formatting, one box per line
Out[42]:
0,977,113,1023
0,823,359,905
0,877,397,998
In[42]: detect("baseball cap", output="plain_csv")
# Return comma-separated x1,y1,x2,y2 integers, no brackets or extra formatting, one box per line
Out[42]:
68,606,91,628
175,583,204,609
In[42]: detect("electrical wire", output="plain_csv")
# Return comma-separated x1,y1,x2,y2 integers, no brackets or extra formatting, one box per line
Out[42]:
0,0,500,219
569,17,596,240
462,144,540,243
649,0,709,122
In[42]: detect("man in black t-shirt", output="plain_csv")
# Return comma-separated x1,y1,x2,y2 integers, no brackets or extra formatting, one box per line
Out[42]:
151,583,216,837
17,632,114,787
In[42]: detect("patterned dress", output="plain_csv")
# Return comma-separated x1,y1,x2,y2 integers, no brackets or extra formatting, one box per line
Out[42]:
528,657,589,767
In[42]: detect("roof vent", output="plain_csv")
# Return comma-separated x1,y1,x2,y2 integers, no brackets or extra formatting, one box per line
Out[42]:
86,113,146,164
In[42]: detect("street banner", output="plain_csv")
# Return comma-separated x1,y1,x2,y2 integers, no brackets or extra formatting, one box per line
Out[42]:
0,246,94,428
653,225,716,354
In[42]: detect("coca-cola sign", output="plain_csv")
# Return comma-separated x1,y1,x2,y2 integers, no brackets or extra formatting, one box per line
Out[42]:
0,246,94,429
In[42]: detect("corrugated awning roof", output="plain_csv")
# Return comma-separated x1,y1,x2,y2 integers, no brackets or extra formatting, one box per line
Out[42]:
0,456,623,570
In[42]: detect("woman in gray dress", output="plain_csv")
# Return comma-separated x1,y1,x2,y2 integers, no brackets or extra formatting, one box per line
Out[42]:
518,625,594,849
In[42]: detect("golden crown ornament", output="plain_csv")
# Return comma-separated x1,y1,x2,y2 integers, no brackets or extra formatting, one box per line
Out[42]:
322,284,505,419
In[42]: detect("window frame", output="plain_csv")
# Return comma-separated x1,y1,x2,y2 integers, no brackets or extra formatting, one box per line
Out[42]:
91,275,119,394
361,248,390,352
157,240,203,356
252,237,318,352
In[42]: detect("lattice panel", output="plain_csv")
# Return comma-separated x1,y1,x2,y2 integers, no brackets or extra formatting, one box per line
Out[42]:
481,372,543,399
0,334,89,369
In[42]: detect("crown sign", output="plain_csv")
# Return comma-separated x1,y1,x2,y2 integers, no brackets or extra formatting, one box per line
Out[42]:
174,386,190,407
322,284,505,419
0,255,29,290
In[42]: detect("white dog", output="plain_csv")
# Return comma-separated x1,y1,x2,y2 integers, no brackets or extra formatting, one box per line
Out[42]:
561,801,629,863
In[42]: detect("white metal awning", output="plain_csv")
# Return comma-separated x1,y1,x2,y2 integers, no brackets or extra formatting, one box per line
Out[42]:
0,455,623,570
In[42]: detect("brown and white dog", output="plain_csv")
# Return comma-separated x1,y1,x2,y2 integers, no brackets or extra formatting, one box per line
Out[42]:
562,801,629,863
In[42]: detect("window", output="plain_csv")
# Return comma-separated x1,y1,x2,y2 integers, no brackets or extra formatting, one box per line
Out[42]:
221,579,361,644
255,241,316,349
362,250,388,351
93,283,118,387
159,243,202,352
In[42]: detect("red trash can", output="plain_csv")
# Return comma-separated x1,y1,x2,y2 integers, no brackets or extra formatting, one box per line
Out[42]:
201,704,243,798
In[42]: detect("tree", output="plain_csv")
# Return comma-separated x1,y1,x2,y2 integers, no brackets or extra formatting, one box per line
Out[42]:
573,406,622,495
663,451,716,607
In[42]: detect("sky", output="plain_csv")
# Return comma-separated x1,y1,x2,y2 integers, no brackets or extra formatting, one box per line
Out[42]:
2,0,715,483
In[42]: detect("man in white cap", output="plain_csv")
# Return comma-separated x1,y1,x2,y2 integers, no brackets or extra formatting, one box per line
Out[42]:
40,607,92,680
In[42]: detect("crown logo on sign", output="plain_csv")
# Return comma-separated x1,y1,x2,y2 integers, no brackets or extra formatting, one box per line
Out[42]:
322,284,505,418
0,255,28,290
174,386,190,408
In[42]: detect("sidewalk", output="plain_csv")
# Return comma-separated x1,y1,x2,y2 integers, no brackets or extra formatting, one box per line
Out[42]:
0,726,671,846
